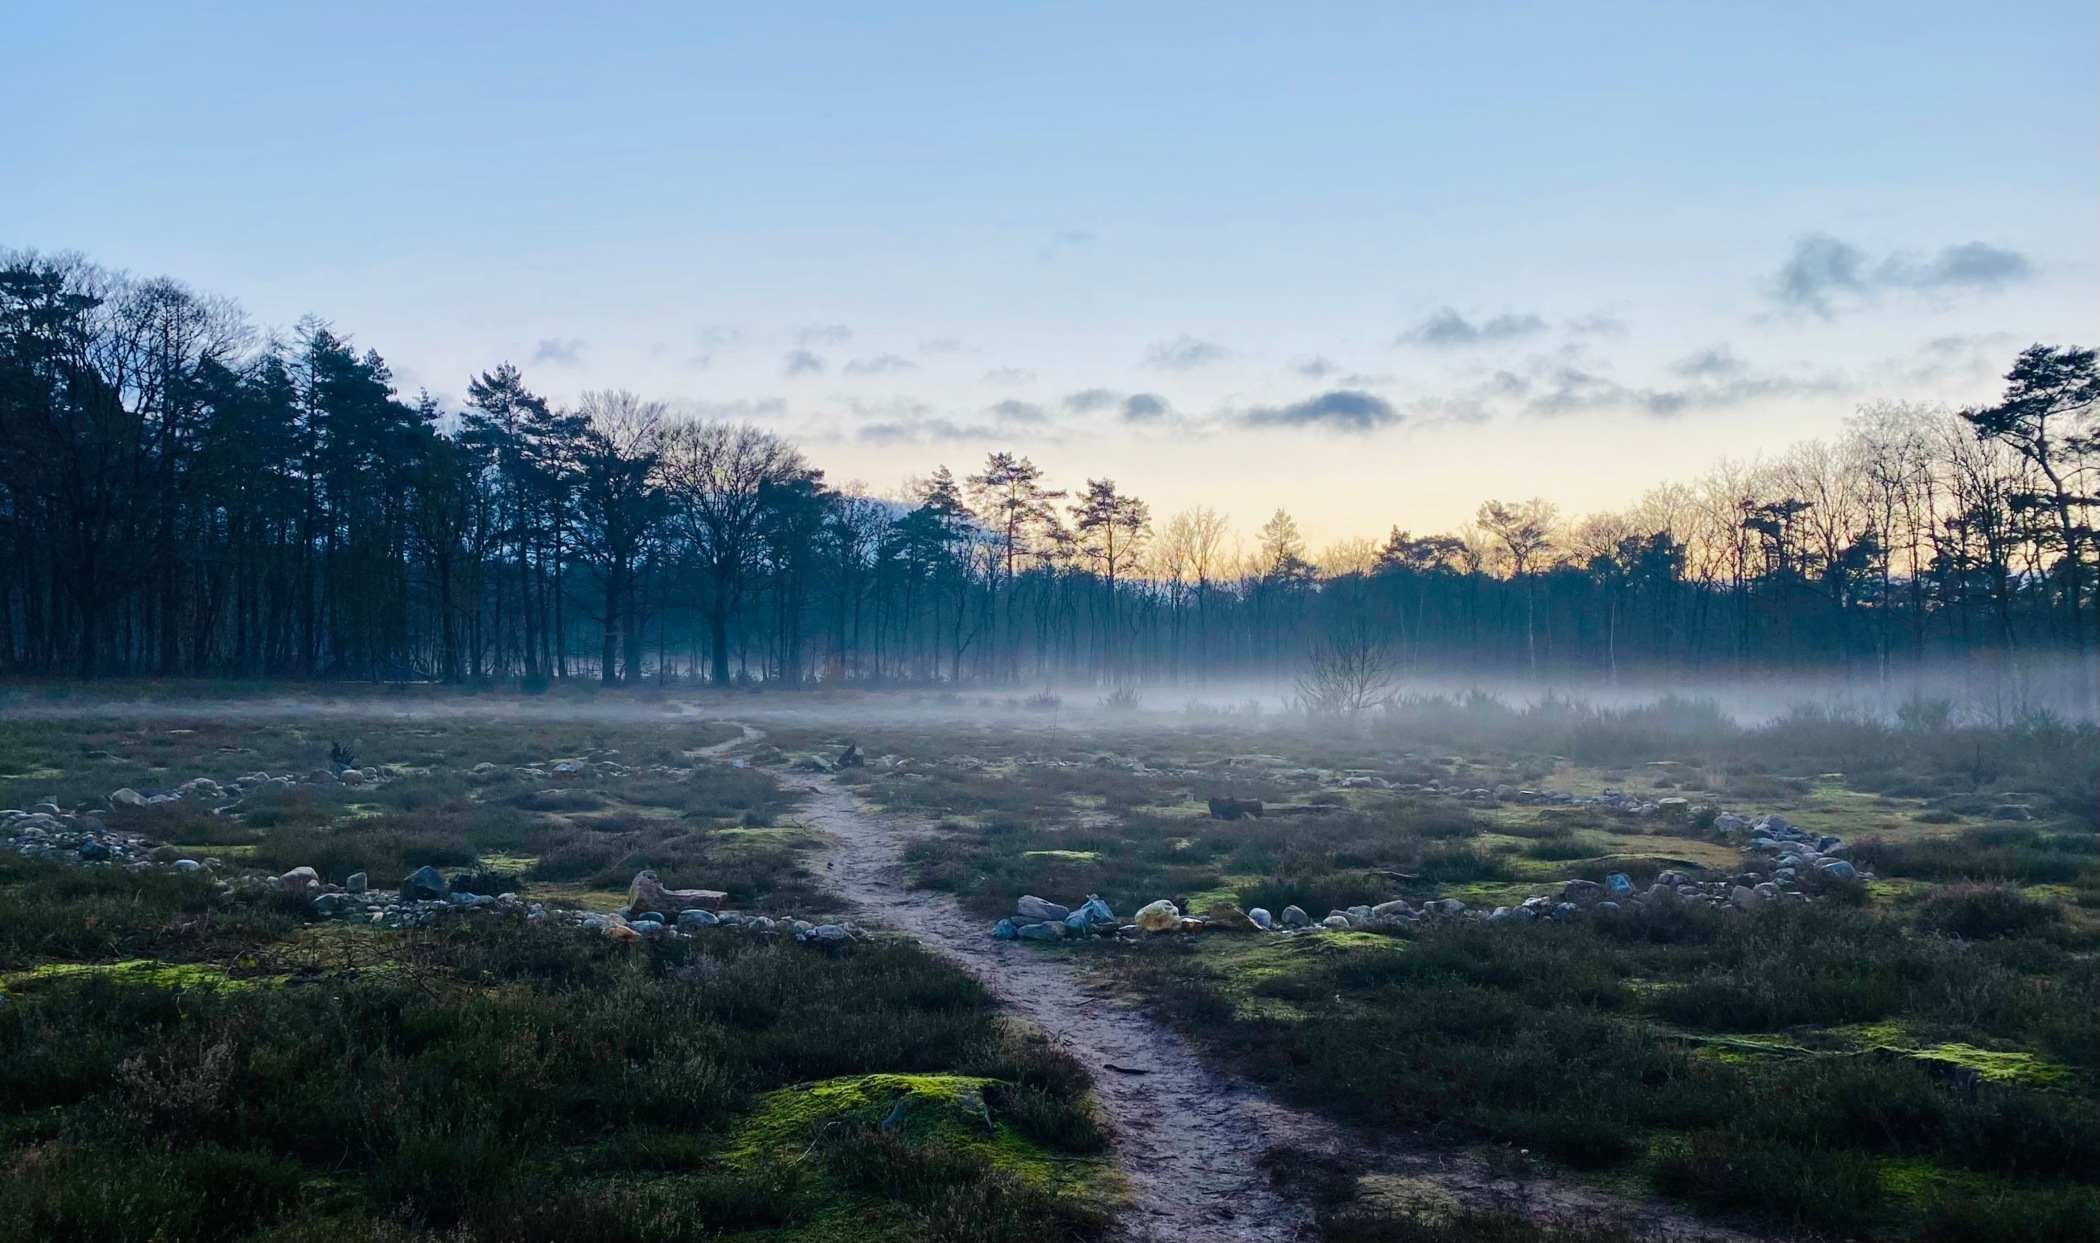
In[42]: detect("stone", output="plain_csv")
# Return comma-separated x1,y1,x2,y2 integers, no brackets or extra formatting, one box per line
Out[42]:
1280,904,1310,929
1510,905,1536,922
1488,907,1512,922
1062,911,1091,934
1345,905,1374,924
630,910,665,926
1202,901,1260,931
1016,920,1064,941
400,865,448,901
678,908,720,927
1562,879,1604,903
1605,873,1635,898
1076,895,1116,925
802,923,853,945
173,859,201,871
77,841,112,862
1755,813,1795,832
1247,906,1274,929
1015,895,1070,923
1732,884,1769,911
109,788,148,808
276,866,320,893
345,871,368,893
1371,899,1414,919
314,893,346,914
1818,859,1859,881
1134,899,1183,933
1320,914,1352,929
1713,813,1749,833
992,918,1018,940
628,869,727,915
471,762,499,774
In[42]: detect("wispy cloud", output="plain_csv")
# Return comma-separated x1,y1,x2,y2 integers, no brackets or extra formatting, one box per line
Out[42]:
796,324,853,348
1399,308,1547,348
1242,389,1398,432
984,366,1037,385
844,354,918,377
782,349,826,376
532,337,586,366
1037,229,1095,261
1062,388,1120,412
1122,393,1169,421
1293,355,1341,379
1144,336,1232,370
1490,348,1845,418
1768,234,2035,317
990,399,1046,423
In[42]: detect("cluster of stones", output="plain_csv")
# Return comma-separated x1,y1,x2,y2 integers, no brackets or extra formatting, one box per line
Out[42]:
4,801,151,865
569,906,869,947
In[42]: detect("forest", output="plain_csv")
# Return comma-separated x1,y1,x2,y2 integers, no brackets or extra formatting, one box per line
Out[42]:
2,251,2094,687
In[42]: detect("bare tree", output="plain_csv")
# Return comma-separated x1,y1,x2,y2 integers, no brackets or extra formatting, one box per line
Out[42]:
1297,625,1394,719
1476,497,1558,675
572,390,666,683
660,420,812,685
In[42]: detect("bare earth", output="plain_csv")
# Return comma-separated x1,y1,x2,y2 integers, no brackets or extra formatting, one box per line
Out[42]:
748,733,1770,1243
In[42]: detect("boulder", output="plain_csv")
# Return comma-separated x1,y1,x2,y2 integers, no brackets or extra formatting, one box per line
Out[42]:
1016,920,1064,941
677,908,720,927
276,866,320,893
173,859,201,871
1134,899,1183,933
1247,906,1274,929
1076,895,1116,925
1280,904,1311,929
109,788,148,808
1320,914,1352,929
1345,905,1374,925
1731,884,1769,911
1371,899,1414,919
992,918,1018,940
1202,901,1260,932
400,865,449,901
1604,872,1635,898
801,923,854,945
1817,859,1860,881
1713,812,1749,833
628,869,727,915
345,871,368,894
1062,911,1091,934
1016,895,1070,923
1562,879,1604,903
78,841,112,862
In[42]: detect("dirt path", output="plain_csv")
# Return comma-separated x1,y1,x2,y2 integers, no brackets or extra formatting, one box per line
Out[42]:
737,740,1765,1243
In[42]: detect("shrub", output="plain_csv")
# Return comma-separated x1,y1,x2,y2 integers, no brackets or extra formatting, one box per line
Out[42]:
1917,884,2061,940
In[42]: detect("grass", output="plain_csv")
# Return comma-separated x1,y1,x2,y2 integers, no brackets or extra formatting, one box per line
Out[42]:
779,696,2099,1241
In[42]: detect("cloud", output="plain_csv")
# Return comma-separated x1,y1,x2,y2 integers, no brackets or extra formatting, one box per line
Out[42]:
1122,393,1169,421
782,349,826,376
844,354,918,377
1669,346,1748,379
918,337,971,354
1498,351,1844,418
1567,313,1627,336
1062,388,1120,412
1037,229,1095,261
670,396,788,421
1242,389,1398,431
984,366,1037,385
1293,356,1340,379
990,399,1046,423
796,324,853,347
1768,234,2035,316
1144,336,1232,370
531,337,586,366
1400,308,1547,348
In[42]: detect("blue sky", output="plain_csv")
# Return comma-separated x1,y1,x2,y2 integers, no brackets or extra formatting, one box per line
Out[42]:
6,2,2094,542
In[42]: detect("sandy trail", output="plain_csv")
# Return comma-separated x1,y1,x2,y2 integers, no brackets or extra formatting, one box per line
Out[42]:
735,730,1766,1243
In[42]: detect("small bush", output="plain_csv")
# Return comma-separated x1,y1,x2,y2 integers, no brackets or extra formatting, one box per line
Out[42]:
1917,884,2061,940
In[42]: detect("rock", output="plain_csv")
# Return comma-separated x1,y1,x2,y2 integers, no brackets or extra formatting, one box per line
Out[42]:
1597,900,1620,911
1076,895,1116,925
1553,901,1578,918
1562,879,1604,903
802,923,853,945
77,841,112,862
630,910,665,926
1488,907,1512,922
314,893,346,914
339,769,366,785
276,866,320,893
1436,898,1467,916
400,865,448,901
1062,911,1091,934
1732,884,1769,911
1605,873,1635,898
1016,920,1064,941
1755,813,1794,832
1202,901,1260,931
678,908,720,927
992,918,1018,940
1345,905,1374,925
836,743,864,768
628,869,727,915
173,859,201,871
345,871,368,893
1248,906,1274,929
1713,813,1750,833
1987,805,2033,822
1753,882,1781,901
1510,905,1536,922
1371,899,1414,919
1134,899,1183,933
1015,895,1070,923
471,762,499,774
109,788,148,808
1817,859,1859,881
1280,904,1310,929
1320,913,1352,929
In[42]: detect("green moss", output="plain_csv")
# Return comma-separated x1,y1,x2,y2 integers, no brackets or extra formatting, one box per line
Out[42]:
1911,1043,2069,1086
5,958,263,992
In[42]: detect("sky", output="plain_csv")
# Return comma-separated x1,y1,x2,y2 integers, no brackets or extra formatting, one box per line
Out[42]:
5,2,2095,547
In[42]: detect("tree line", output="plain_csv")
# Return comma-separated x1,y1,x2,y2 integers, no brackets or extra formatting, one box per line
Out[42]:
1,252,2093,686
